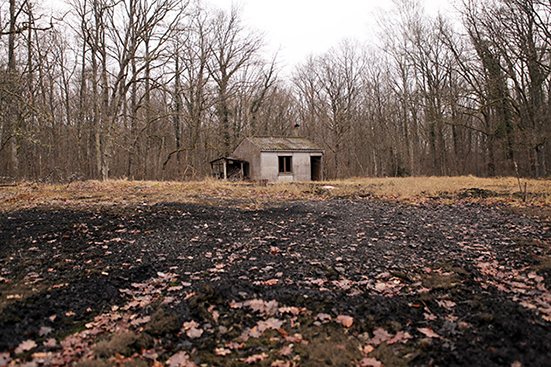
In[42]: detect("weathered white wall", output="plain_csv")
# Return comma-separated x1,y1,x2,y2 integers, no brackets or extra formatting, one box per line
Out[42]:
260,153,280,182
233,140,261,180
259,152,316,182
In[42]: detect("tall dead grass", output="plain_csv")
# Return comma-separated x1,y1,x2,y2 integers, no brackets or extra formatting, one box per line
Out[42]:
0,176,549,212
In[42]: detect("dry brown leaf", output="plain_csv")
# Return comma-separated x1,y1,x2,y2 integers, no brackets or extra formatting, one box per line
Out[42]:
263,279,279,285
271,361,291,367
257,318,284,332
418,327,441,339
130,316,151,326
249,326,262,338
183,320,200,330
336,315,354,327
387,331,412,345
214,347,232,356
15,339,37,354
39,326,53,336
284,333,303,343
369,327,392,346
212,310,220,324
247,299,266,312
225,341,245,349
229,300,243,309
361,345,374,355
278,306,301,315
316,313,332,322
242,352,269,364
279,344,293,356
436,299,456,309
43,338,57,348
359,357,383,367
166,351,197,367
424,312,438,321
186,327,203,339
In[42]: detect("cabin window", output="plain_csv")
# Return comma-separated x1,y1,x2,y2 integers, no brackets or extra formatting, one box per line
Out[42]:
278,156,292,173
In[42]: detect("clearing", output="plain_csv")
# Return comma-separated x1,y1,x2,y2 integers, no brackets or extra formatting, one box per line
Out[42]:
1,178,550,366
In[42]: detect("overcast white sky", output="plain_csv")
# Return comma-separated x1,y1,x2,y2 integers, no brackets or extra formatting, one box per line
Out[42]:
207,0,455,72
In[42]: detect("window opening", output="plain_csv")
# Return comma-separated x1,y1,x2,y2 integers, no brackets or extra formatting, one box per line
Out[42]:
278,156,292,173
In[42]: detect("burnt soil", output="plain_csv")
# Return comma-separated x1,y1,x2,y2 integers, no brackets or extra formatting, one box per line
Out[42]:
1,197,551,366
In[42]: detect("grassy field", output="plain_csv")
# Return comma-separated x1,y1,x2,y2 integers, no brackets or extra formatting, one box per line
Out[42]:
1,176,550,213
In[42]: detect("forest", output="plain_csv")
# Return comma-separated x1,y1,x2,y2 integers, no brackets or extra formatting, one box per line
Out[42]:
0,0,550,181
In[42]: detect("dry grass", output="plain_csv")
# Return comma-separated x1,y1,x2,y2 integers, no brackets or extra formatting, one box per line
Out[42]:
0,176,549,213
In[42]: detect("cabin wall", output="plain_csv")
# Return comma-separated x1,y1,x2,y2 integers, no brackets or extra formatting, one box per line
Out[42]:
260,152,318,182
233,140,261,180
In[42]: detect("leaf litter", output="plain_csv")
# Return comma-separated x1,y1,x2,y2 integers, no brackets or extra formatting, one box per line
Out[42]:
0,198,550,366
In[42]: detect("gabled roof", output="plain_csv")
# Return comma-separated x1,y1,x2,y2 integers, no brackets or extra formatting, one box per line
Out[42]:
246,137,323,152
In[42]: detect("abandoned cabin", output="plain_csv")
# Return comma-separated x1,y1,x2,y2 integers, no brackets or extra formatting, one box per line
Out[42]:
210,137,324,182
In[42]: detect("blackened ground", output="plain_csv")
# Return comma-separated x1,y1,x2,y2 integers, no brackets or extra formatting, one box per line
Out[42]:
1,198,550,366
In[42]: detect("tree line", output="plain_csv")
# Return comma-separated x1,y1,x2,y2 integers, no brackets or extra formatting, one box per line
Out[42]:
1,0,550,181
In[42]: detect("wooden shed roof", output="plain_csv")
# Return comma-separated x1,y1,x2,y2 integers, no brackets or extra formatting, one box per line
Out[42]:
246,137,323,152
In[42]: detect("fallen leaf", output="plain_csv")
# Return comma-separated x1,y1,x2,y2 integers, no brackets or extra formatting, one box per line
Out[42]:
424,312,438,321
278,306,301,315
166,351,197,367
271,361,291,367
368,327,392,346
263,278,279,286
43,338,57,348
229,300,243,309
184,291,195,300
316,313,332,322
387,331,412,345
242,352,269,364
279,344,293,356
186,327,203,339
359,357,383,367
15,339,37,354
361,345,374,355
336,315,354,327
436,299,456,309
247,299,266,312
284,333,303,343
257,318,284,332
214,347,231,356
130,316,151,326
39,326,53,336
418,327,441,339
183,320,200,330
212,310,220,323
248,326,262,338
225,341,245,349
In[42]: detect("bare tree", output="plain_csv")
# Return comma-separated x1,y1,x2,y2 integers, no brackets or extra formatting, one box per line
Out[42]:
207,6,263,156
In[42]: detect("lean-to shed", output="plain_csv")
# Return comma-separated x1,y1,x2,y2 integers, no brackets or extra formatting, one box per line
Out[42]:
230,137,324,182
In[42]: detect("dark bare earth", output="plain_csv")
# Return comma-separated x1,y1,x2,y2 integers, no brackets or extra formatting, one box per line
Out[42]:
1,197,551,366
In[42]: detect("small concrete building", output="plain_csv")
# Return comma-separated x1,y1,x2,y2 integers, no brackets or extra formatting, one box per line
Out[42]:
228,137,324,182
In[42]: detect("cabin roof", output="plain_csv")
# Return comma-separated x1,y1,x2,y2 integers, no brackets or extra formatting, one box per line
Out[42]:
246,137,323,152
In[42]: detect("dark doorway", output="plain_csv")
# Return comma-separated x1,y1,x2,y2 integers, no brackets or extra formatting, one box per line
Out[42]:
311,156,322,181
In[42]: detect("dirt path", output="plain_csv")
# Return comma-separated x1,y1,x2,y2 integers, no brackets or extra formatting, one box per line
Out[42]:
1,198,550,366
